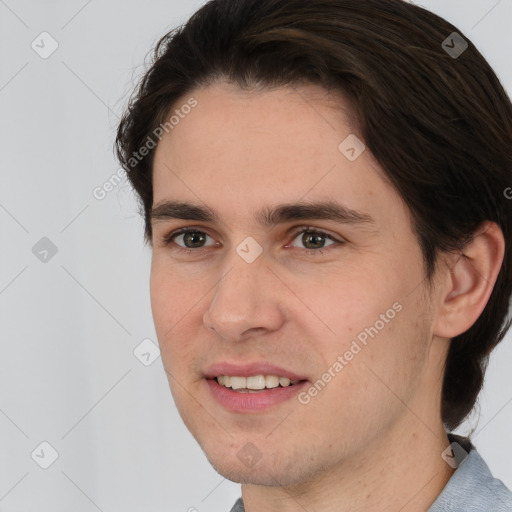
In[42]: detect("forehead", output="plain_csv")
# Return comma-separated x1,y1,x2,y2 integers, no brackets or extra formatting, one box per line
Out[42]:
151,81,406,229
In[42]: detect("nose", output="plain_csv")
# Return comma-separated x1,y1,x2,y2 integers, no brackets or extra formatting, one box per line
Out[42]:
203,251,285,342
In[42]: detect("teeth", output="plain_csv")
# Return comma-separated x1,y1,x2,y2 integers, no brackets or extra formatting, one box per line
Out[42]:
231,376,246,390
247,375,266,389
218,375,230,387
215,375,299,390
265,375,279,389
279,377,291,387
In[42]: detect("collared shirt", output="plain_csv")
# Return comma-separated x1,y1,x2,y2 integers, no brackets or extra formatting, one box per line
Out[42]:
229,434,512,512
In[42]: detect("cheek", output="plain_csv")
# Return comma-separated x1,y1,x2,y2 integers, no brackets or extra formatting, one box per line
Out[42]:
298,264,425,392
149,264,202,362
330,295,429,410
292,265,399,342
150,257,201,325
299,307,429,452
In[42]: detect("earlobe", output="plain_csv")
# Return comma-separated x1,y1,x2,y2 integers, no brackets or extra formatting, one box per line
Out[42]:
434,222,505,339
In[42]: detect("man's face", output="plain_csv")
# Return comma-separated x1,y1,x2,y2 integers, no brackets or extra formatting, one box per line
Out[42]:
150,82,447,487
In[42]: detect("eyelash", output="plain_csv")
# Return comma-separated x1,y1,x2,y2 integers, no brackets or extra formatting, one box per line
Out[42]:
161,226,343,256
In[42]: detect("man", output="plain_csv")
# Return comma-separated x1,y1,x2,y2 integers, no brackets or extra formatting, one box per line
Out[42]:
115,0,512,510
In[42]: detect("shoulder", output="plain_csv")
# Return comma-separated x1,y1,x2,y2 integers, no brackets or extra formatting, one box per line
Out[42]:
428,434,512,512
229,497,245,512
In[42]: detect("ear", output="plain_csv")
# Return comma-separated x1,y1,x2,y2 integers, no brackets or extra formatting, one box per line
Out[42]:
434,221,505,339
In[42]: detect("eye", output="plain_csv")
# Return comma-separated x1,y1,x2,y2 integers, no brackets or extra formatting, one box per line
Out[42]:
164,228,217,251
287,227,341,251
161,226,343,255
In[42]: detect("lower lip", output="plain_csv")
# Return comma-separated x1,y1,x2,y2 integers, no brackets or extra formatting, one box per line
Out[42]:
206,378,308,412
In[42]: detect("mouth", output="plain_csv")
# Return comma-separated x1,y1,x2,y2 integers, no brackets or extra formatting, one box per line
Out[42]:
205,375,309,412
213,374,304,392
203,362,309,411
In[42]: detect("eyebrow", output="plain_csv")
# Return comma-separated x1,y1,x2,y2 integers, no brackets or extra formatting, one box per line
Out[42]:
151,200,376,229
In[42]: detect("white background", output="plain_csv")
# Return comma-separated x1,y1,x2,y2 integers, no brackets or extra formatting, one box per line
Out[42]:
0,0,511,510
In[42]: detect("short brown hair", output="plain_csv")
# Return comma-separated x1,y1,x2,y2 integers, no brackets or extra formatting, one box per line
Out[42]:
115,0,512,431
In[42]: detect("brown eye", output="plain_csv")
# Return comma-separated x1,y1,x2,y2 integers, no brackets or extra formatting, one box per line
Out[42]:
289,229,338,251
165,228,217,250
180,231,207,248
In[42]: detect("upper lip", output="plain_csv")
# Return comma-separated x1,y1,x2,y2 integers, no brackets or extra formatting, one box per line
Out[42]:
204,362,308,381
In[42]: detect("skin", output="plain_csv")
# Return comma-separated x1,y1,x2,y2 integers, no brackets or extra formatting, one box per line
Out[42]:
149,81,504,512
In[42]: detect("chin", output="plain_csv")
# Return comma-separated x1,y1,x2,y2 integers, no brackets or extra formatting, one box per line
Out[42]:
201,441,321,487
207,456,291,486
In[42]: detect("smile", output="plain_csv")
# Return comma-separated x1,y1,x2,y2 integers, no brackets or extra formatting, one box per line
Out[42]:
216,375,300,391
206,377,308,412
